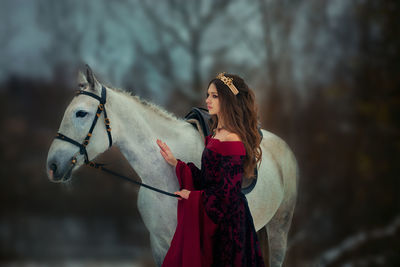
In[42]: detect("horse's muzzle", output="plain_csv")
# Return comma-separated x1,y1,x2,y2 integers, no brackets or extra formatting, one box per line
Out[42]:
47,157,74,183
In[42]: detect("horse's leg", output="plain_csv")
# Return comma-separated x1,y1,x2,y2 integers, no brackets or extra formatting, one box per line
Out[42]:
265,196,296,267
257,226,270,265
137,189,174,267
149,233,168,267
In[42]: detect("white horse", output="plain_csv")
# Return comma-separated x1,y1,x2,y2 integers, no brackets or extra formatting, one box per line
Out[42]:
46,66,299,267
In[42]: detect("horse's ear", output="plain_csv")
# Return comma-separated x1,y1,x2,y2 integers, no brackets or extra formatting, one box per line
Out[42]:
77,70,87,85
84,64,101,93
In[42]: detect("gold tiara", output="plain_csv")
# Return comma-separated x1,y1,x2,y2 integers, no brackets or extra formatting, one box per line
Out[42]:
216,72,239,95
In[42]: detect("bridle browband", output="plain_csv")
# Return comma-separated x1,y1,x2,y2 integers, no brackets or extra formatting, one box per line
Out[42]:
54,85,179,198
55,85,112,164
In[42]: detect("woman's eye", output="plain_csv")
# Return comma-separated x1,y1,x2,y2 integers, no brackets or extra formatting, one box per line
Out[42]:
213,95,218,98
76,110,88,118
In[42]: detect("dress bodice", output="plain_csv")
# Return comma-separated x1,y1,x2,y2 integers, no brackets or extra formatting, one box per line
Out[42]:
198,135,246,192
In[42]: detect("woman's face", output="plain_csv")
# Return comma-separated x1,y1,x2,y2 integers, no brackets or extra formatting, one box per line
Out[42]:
205,83,220,116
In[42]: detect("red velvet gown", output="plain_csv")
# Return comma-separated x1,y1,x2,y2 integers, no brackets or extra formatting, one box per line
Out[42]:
162,135,265,267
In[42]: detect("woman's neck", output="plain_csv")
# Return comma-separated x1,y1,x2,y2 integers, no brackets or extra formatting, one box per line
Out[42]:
217,116,225,129
214,118,227,137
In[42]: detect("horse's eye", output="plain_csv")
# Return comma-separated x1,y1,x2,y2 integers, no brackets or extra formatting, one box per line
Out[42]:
76,110,88,118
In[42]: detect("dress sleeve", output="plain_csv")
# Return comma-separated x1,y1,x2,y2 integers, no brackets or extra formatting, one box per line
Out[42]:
200,155,243,224
164,160,217,267
175,159,202,190
185,155,243,225
174,137,209,190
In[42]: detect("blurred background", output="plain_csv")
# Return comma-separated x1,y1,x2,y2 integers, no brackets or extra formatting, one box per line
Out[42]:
1,0,399,266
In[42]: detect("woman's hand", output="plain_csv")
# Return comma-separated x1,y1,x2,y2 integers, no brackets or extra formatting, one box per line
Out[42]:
174,189,191,200
156,139,178,167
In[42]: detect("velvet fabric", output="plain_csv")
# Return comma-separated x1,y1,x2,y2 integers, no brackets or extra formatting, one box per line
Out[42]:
162,135,265,267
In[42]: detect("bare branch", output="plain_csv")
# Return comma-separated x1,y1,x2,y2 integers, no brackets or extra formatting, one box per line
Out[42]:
313,215,400,266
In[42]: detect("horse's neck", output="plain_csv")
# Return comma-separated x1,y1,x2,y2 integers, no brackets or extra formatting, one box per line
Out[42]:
106,88,189,190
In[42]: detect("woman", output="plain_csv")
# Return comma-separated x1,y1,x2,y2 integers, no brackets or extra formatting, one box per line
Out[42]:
156,73,265,267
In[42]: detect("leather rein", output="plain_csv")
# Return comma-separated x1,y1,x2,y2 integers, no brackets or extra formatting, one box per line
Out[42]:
55,85,179,198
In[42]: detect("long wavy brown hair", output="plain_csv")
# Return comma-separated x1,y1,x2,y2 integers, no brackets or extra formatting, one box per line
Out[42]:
208,73,262,179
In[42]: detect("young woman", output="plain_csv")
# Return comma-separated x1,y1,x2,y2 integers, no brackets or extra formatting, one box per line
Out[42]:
156,73,265,266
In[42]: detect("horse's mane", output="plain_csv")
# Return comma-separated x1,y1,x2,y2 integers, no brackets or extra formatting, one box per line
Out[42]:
108,85,182,122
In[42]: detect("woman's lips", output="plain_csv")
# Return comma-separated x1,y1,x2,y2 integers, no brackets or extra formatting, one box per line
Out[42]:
207,106,212,109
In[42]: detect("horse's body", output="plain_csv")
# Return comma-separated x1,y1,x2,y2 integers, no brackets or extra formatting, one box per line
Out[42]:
46,67,299,267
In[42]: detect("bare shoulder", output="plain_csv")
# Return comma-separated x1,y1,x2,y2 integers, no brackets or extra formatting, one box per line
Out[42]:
223,132,242,142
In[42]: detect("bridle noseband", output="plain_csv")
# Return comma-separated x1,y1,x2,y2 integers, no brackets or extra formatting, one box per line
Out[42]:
55,85,112,165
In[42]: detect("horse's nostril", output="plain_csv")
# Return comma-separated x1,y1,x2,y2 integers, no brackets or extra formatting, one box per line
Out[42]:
48,161,61,180
50,163,57,172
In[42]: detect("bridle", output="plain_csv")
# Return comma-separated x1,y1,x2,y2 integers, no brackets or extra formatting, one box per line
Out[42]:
54,85,179,198
55,85,112,165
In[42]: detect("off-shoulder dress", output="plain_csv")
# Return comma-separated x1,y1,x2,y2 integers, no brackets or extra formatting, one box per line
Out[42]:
162,134,265,267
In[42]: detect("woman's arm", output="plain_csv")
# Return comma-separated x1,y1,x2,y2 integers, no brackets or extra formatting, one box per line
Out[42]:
200,155,244,224
156,138,203,189
175,159,203,190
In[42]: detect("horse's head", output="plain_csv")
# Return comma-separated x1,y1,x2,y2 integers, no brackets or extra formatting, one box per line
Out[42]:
46,65,112,183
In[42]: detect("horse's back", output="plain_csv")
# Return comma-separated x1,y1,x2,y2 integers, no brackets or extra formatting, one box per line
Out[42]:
248,129,299,230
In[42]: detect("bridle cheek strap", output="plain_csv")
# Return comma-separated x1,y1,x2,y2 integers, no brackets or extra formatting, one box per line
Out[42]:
55,85,112,164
